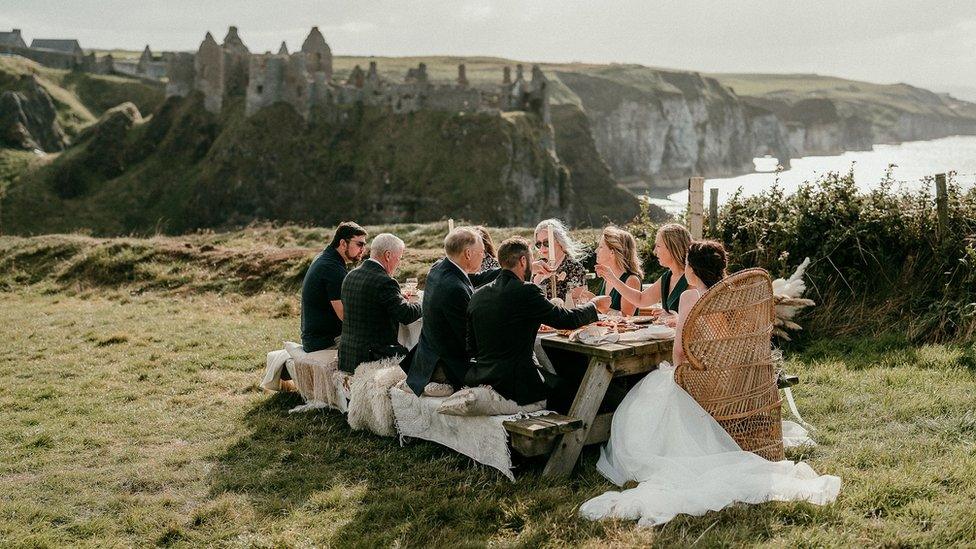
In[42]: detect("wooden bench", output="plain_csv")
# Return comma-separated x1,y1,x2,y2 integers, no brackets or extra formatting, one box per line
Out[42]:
502,336,674,477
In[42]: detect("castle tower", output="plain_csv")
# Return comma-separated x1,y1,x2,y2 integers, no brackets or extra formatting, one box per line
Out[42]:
405,62,428,84
222,26,248,55
277,41,289,55
347,65,365,88
166,52,195,98
301,26,333,80
457,64,468,88
194,32,225,113
283,52,311,119
530,64,550,125
500,67,513,109
137,45,152,74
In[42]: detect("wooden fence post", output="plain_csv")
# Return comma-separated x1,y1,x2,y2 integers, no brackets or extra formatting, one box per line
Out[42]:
708,187,719,236
935,173,947,239
688,176,704,239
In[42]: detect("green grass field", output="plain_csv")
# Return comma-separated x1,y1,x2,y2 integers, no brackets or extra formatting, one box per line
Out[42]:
2,261,976,546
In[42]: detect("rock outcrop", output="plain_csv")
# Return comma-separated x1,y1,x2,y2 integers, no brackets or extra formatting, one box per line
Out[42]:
0,74,66,151
3,92,642,235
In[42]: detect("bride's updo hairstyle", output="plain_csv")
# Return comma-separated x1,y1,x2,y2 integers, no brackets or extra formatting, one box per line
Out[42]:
686,240,728,288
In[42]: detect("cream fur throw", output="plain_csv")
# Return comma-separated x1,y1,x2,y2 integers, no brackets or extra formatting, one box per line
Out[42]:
347,357,406,437
437,386,545,417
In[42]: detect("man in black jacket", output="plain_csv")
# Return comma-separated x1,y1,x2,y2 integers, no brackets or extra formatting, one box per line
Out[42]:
300,221,367,353
402,227,500,396
339,233,423,374
465,236,610,406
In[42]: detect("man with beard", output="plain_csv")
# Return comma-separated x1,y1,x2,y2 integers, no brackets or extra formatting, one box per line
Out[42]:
465,236,610,408
300,221,368,353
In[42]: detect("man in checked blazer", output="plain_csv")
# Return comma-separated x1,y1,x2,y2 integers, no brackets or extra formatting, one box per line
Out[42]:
338,233,423,374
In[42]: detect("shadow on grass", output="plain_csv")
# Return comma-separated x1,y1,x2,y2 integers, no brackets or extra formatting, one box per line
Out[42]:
198,392,807,546
204,392,612,546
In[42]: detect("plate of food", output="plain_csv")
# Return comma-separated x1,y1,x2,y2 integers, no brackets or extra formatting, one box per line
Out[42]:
626,315,657,324
594,319,642,332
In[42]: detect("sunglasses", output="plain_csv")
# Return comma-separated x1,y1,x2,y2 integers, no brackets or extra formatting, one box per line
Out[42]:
534,241,550,249
347,239,366,248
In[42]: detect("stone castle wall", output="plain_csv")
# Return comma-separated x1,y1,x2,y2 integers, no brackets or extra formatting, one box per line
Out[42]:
164,26,549,123
0,43,86,70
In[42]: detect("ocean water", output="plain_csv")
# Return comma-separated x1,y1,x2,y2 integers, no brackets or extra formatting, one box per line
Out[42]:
650,135,976,215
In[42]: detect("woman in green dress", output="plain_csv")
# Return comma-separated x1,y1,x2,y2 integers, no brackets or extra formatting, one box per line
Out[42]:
593,226,643,316
596,223,692,317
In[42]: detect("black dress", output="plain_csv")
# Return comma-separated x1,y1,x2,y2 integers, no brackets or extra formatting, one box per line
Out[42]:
605,270,638,312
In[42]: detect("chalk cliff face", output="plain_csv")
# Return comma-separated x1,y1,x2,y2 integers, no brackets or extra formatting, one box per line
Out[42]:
714,74,976,160
540,66,976,190
552,68,793,190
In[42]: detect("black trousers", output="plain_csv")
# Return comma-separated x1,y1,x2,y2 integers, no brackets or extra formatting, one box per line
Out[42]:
543,348,628,415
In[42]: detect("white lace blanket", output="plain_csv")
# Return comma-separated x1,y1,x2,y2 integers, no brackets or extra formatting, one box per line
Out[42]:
391,387,544,481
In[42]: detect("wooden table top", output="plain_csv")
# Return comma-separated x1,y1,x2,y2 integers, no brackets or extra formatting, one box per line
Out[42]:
538,333,673,360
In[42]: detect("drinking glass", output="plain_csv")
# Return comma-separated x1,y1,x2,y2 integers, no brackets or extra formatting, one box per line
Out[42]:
404,277,418,297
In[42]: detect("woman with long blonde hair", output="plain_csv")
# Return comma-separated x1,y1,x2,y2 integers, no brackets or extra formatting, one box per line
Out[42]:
596,223,692,314
594,226,643,316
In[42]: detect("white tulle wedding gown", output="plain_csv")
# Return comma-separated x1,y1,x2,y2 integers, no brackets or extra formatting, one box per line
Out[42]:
580,363,841,527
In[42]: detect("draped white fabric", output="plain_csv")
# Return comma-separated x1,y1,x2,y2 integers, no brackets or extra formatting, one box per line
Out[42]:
580,364,841,527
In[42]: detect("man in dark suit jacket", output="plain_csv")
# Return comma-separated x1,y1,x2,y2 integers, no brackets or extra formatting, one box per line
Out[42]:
339,233,423,374
465,236,611,406
402,227,500,396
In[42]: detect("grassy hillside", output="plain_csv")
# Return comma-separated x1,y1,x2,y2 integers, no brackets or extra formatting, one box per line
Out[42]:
0,223,600,295
1,215,975,545
2,288,974,546
0,56,164,137
1,92,638,235
711,72,976,131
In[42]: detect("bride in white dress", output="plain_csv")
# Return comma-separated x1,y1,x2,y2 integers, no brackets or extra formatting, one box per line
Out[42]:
583,241,840,527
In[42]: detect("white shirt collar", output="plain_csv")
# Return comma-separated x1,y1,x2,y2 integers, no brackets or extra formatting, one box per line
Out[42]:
446,256,467,275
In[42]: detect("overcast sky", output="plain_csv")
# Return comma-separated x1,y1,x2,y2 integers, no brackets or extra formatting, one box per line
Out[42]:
5,0,975,89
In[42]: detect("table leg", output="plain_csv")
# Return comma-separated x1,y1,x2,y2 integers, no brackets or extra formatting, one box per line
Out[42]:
542,357,613,478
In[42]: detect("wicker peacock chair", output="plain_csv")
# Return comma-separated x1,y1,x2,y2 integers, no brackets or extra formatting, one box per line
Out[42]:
674,268,785,461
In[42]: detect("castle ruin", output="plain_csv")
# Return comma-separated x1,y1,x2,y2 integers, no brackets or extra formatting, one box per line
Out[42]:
165,26,550,122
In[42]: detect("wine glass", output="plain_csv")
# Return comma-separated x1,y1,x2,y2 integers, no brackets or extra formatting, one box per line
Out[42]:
403,277,418,298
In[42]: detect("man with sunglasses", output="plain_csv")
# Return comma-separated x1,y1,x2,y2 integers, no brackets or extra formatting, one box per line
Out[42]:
300,221,368,353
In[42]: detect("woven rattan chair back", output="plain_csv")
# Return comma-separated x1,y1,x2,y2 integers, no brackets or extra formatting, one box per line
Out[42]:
675,268,784,461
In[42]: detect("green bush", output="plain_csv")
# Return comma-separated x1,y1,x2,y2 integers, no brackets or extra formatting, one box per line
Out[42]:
712,169,976,341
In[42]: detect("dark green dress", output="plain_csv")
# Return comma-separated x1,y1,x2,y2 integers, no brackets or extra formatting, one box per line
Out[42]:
659,270,688,313
606,270,638,312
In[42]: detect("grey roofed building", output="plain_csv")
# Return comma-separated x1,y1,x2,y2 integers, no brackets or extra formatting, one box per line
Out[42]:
30,38,83,55
0,29,27,48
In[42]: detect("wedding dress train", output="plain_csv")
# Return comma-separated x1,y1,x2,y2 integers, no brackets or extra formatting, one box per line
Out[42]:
580,363,841,527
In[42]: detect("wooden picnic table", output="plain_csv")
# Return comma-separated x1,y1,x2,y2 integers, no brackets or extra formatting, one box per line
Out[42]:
503,333,674,478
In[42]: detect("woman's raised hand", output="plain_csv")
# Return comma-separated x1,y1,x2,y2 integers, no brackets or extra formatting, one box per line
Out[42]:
594,263,612,279
570,286,595,303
